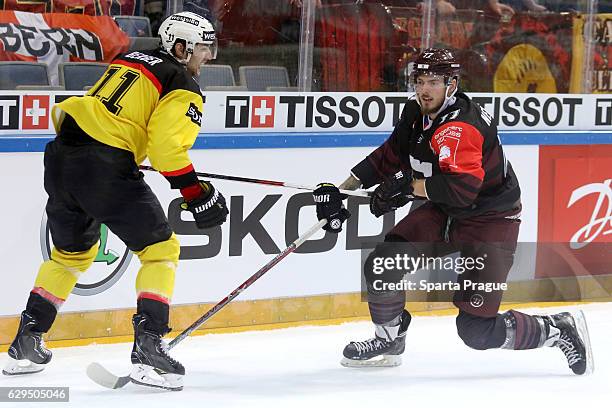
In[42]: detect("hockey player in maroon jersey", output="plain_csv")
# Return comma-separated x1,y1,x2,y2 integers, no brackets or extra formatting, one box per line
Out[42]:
312,48,593,374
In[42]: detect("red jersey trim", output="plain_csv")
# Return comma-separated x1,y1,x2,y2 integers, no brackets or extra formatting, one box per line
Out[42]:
113,59,163,94
31,287,64,308
160,163,195,177
137,292,170,305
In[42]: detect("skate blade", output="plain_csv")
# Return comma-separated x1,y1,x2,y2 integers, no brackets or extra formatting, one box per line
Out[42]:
340,354,402,368
130,364,183,391
2,356,46,376
573,310,594,375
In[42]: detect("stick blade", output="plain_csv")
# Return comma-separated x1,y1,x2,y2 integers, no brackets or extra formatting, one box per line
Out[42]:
86,362,131,389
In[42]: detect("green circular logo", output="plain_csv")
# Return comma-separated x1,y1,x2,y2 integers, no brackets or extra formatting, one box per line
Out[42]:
39,213,133,296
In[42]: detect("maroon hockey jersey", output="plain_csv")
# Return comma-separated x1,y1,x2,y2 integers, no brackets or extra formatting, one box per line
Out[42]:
352,93,521,219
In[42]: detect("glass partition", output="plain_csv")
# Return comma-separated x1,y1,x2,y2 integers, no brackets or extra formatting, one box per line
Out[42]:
155,0,609,93
162,0,302,91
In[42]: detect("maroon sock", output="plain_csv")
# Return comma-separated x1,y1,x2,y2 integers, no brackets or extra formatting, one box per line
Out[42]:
501,310,549,350
368,301,406,325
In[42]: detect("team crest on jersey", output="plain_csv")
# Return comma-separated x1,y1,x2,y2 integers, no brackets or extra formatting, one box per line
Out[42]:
439,145,452,160
186,102,202,126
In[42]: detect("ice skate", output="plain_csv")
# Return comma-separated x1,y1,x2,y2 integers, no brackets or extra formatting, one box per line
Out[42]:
341,310,411,368
129,313,185,391
544,311,593,375
3,311,52,376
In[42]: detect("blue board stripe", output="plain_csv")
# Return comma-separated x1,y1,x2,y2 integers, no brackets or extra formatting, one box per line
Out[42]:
0,131,611,152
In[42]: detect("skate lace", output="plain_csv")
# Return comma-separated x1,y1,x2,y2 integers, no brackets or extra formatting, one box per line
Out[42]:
159,339,179,365
24,319,50,357
34,334,51,357
557,334,581,366
352,338,386,354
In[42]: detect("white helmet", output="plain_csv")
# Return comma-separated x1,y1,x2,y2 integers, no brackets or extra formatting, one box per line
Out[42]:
158,12,217,62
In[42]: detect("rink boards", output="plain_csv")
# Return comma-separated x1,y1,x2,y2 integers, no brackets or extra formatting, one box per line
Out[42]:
0,91,610,346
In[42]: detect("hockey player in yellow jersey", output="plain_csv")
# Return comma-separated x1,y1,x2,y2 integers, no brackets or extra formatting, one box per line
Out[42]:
3,12,226,391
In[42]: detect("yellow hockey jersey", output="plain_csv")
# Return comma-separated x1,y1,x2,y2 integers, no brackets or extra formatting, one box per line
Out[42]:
52,48,204,184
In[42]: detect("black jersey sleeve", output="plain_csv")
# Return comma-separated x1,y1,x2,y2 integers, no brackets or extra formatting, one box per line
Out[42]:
351,100,419,189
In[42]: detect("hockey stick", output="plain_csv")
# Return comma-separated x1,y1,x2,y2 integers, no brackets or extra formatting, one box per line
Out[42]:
86,219,328,390
139,165,371,198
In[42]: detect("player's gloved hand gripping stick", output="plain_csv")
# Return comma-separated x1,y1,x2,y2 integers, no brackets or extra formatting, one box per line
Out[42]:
370,170,417,217
180,181,228,229
313,183,351,233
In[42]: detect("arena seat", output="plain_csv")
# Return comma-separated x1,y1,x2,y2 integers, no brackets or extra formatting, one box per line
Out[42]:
58,62,108,91
239,66,290,91
199,65,236,89
0,62,49,90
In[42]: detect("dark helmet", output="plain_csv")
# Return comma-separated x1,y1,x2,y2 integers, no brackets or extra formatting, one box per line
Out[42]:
411,48,461,84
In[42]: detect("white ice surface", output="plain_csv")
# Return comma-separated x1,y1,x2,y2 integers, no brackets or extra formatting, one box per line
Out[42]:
2,303,611,408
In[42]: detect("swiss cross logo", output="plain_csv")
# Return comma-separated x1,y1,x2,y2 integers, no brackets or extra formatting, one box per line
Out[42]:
251,96,275,128
22,95,50,130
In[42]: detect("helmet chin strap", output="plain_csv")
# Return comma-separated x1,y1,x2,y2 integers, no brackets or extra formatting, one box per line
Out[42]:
169,44,192,65
434,83,457,116
415,77,458,118
177,52,192,65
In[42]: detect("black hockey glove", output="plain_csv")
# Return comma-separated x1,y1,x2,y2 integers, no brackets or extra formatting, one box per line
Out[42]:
180,181,228,229
370,170,416,218
313,183,351,233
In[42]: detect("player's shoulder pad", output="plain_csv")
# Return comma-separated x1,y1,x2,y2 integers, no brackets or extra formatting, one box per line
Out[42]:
436,93,477,127
162,68,202,100
458,92,497,132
